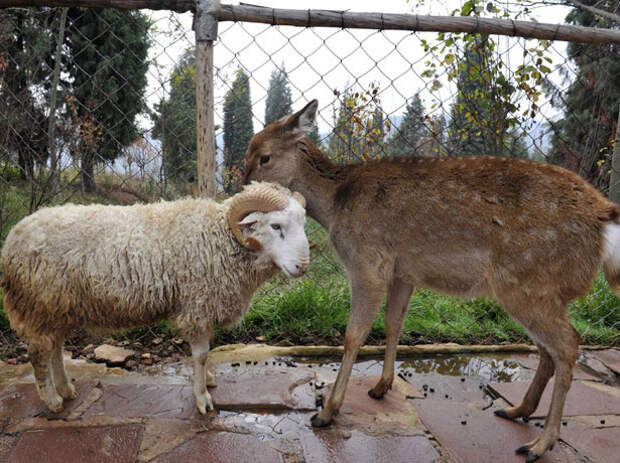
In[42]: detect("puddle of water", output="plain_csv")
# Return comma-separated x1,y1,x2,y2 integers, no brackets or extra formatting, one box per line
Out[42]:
299,353,524,383
212,410,311,441
397,354,522,382
143,353,524,384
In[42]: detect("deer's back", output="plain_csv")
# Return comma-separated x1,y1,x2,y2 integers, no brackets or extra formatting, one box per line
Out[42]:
330,156,617,300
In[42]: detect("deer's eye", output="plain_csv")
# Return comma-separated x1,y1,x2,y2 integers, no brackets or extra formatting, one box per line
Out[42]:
271,224,281,231
260,156,270,165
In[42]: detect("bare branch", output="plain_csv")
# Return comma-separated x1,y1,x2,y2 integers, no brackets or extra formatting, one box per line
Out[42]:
568,0,620,24
0,1,193,12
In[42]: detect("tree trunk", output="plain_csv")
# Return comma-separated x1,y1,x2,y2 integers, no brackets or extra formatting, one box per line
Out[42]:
47,7,68,194
81,151,97,193
609,109,620,203
17,148,34,180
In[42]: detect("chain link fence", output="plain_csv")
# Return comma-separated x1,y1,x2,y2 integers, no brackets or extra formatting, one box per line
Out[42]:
0,3,618,350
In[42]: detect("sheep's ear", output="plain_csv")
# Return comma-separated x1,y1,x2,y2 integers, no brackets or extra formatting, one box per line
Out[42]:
245,237,262,251
238,216,257,230
237,217,262,250
284,99,318,135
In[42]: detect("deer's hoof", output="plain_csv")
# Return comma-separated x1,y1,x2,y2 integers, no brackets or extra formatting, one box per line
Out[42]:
310,413,332,428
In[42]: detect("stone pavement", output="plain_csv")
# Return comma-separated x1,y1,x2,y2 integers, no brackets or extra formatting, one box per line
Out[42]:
0,345,618,463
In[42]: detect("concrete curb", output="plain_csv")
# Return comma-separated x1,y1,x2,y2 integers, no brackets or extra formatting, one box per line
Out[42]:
210,343,613,360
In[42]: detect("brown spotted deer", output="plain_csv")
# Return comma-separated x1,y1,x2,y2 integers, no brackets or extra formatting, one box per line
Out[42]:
242,99,620,463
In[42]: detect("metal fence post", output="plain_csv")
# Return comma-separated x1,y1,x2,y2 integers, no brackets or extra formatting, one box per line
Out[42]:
194,0,220,198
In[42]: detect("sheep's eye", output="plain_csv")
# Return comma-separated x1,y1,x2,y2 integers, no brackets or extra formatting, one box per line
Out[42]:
271,224,281,231
260,155,270,165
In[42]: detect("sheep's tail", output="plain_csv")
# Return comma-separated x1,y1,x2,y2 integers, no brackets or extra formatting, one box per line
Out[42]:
603,211,620,296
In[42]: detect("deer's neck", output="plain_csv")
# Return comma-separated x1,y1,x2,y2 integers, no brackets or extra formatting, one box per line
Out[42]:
291,148,349,230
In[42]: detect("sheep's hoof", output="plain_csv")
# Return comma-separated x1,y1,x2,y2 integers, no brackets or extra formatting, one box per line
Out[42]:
58,382,78,400
46,394,65,413
206,371,217,388
310,413,332,428
367,388,384,400
196,393,215,415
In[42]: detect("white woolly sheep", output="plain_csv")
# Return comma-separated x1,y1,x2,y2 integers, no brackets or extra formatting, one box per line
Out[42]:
0,181,309,414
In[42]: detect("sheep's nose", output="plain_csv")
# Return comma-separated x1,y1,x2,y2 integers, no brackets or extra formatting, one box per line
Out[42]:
295,264,307,276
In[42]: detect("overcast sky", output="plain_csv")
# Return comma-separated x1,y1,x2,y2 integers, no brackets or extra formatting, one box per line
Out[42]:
142,0,574,141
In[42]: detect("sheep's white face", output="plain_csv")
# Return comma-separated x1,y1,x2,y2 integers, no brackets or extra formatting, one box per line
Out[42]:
238,197,309,278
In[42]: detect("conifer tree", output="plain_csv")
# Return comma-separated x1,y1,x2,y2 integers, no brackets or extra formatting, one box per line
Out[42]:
389,94,425,157
223,69,254,192
66,8,150,192
264,66,292,125
152,48,197,185
548,1,620,190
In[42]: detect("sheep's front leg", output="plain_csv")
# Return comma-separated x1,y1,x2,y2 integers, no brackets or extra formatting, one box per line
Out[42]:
190,336,215,414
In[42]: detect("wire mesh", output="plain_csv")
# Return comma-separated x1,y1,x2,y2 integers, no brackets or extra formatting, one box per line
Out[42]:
0,5,618,348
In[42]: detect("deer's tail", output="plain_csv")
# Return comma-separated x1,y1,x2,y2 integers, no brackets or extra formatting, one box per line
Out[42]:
603,211,620,295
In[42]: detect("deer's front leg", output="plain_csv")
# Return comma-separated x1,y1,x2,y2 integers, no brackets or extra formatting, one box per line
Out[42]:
311,277,385,427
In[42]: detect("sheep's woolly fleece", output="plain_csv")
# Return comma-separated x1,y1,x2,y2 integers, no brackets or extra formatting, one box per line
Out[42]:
0,184,293,350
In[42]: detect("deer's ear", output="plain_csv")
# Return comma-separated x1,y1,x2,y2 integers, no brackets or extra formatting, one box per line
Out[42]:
284,99,318,135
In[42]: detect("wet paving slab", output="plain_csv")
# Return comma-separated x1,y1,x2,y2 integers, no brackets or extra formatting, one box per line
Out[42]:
414,399,577,463
321,375,424,432
0,345,618,462
590,349,620,375
82,384,197,419
0,434,18,462
0,381,96,422
6,423,143,463
488,380,620,417
559,423,620,463
300,429,440,463
150,431,284,463
510,354,600,381
209,368,315,411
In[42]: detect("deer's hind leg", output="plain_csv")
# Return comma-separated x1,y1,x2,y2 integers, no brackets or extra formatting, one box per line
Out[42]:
494,343,554,420
498,294,578,463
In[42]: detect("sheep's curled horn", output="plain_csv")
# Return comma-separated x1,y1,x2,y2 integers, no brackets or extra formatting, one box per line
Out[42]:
227,185,305,250
292,191,306,208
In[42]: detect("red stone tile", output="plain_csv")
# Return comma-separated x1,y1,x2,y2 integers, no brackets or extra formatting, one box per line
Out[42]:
0,382,94,421
151,431,283,463
0,435,18,462
511,355,598,381
82,384,196,419
414,399,572,462
301,430,439,463
7,424,143,463
560,423,620,463
488,380,620,418
329,375,419,417
210,369,315,411
591,349,620,375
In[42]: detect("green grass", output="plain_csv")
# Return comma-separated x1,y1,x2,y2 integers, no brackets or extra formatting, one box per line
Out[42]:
0,293,9,331
217,219,619,347
1,181,618,348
